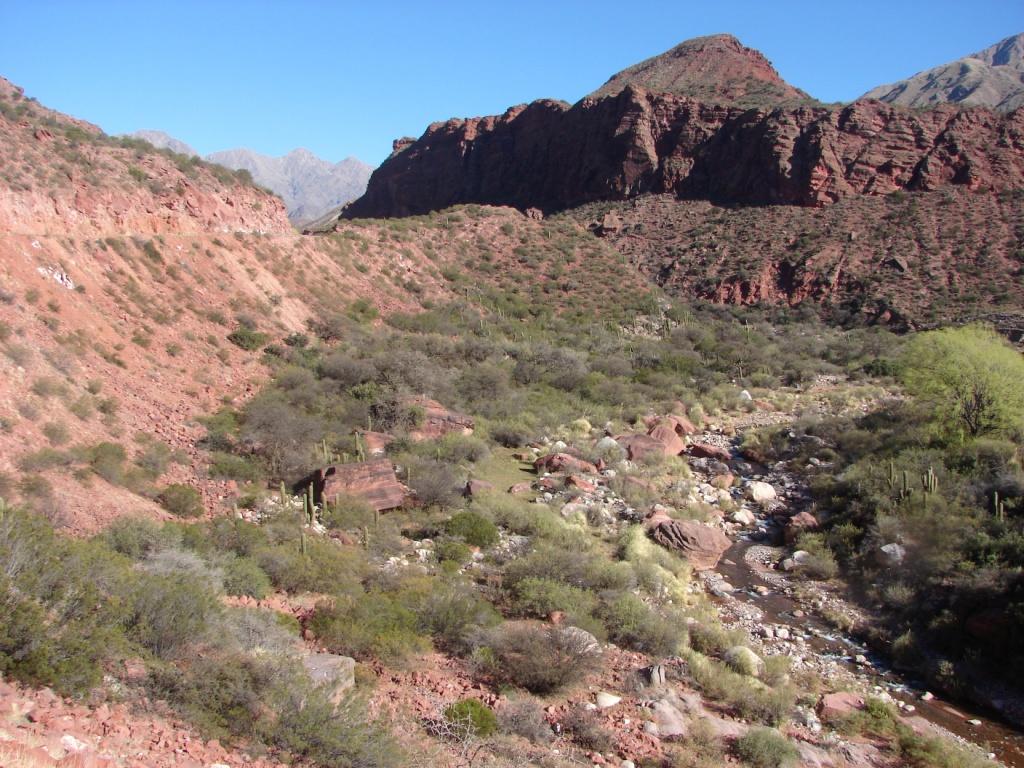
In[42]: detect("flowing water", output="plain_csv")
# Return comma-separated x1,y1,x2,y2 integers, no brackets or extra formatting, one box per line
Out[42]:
714,537,1024,766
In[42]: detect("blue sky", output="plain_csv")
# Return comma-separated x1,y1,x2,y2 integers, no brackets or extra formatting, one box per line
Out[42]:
1,1,1021,165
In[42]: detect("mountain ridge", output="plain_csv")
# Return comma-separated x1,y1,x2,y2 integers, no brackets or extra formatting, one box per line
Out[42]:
862,32,1024,111
127,130,372,225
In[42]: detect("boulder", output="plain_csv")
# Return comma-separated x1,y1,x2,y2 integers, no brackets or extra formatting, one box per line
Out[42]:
649,518,731,570
688,443,731,462
710,473,734,490
404,396,474,441
647,422,686,455
533,453,598,475
745,481,777,503
784,511,820,543
302,653,356,708
817,691,865,721
566,474,596,492
463,479,494,498
507,481,534,494
730,508,756,526
558,626,602,656
616,433,674,461
877,542,906,568
651,698,688,738
595,692,621,709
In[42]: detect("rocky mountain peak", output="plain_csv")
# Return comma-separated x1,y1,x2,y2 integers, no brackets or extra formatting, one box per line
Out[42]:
587,33,813,107
862,32,1024,112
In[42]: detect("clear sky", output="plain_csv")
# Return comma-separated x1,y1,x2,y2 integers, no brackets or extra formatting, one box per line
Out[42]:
1,1,1022,166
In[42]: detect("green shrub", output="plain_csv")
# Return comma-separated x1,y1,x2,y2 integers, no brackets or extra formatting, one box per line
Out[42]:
208,452,262,482
498,696,552,743
222,556,271,599
562,706,614,751
481,623,599,694
309,592,430,662
734,727,798,768
321,493,376,530
443,698,497,737
412,580,500,652
101,516,175,559
256,539,366,595
128,572,219,658
88,442,127,484
158,484,203,518
598,593,681,656
227,326,268,351
512,577,597,619
435,538,472,565
445,511,499,548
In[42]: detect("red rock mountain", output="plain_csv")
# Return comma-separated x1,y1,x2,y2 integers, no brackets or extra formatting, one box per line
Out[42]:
588,33,813,106
343,34,1024,219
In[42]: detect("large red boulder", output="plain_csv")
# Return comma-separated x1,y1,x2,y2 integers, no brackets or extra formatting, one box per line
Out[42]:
533,453,598,475
647,421,686,455
818,692,865,721
649,518,731,570
688,443,731,462
616,433,673,461
784,510,820,543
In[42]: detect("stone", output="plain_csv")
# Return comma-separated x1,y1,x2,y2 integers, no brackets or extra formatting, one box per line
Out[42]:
730,508,756,526
463,479,494,498
565,475,597,493
877,542,906,568
688,443,731,462
818,691,865,720
745,481,777,503
649,518,731,570
507,481,534,494
302,653,356,708
651,698,688,738
724,646,766,678
533,453,598,475
784,511,820,543
559,626,602,656
640,664,667,688
595,692,621,708
710,473,734,490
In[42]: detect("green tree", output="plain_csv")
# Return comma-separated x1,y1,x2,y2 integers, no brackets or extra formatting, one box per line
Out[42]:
901,325,1024,441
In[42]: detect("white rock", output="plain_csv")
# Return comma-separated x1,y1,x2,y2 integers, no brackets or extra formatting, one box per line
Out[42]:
730,508,756,526
740,389,753,401
60,735,89,754
596,692,621,708
745,481,777,503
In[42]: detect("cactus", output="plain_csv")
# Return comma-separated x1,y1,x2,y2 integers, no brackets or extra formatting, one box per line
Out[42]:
899,470,913,502
362,525,370,550
887,460,897,490
355,432,366,463
305,482,316,525
922,467,938,494
300,530,308,557
279,480,287,506
374,508,380,528
995,491,1006,522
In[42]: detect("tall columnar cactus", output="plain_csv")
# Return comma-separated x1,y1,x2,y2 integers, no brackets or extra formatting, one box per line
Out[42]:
899,470,913,502
305,482,316,525
300,530,308,557
355,432,366,463
887,460,897,490
280,480,287,506
921,466,938,509
995,491,1006,522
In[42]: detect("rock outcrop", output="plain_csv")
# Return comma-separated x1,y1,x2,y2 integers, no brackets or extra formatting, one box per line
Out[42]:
344,83,1024,218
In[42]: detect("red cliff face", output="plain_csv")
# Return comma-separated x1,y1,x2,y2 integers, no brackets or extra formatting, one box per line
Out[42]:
345,88,1024,218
